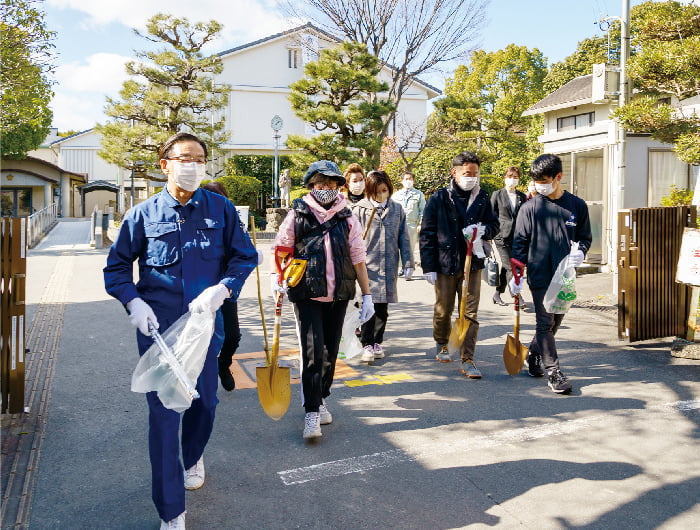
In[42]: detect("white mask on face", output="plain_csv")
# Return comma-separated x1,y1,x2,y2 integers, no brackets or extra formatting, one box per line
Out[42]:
348,181,365,195
527,183,536,194
402,179,414,189
456,176,478,191
172,162,206,192
505,178,519,190
534,181,555,196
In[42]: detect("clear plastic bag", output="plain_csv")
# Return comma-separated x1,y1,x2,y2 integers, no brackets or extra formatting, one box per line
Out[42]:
131,311,215,412
338,309,364,360
543,242,578,314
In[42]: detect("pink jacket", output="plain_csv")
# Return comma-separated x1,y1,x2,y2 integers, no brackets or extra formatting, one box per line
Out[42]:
274,193,366,302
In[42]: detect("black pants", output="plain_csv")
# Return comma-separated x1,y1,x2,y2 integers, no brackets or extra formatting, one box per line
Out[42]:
494,241,513,294
360,302,389,346
528,287,565,371
293,299,349,413
219,301,241,366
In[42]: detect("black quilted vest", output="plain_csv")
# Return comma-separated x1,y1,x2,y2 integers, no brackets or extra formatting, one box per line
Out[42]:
287,199,357,303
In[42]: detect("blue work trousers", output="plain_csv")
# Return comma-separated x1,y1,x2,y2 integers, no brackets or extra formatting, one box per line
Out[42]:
141,312,222,522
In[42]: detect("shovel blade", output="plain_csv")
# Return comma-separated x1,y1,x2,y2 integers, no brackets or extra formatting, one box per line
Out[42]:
502,334,529,375
256,365,291,420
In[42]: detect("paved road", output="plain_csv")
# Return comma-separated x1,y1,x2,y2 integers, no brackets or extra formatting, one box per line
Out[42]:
3,219,699,529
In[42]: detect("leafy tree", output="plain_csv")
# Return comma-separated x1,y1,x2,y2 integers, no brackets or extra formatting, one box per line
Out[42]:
612,0,700,164
96,14,230,178
225,154,295,197
0,0,55,158
660,184,694,207
426,45,547,178
205,175,262,211
286,41,394,168
281,0,488,140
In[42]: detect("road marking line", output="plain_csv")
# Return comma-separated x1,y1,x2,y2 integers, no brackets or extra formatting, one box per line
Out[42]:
277,399,699,486
344,373,414,387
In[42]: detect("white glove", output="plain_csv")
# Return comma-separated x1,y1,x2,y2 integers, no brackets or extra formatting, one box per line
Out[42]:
463,223,485,241
425,272,437,285
508,277,522,295
404,267,414,280
359,294,375,322
256,249,264,266
566,249,584,269
189,283,230,313
270,273,288,297
126,297,159,335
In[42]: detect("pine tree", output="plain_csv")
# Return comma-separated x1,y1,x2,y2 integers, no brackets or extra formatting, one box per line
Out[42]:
96,14,230,177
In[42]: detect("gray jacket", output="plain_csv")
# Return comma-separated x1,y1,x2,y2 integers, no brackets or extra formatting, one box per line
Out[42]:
351,198,413,303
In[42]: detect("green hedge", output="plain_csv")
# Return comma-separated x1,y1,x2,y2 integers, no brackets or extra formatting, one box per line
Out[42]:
202,175,262,211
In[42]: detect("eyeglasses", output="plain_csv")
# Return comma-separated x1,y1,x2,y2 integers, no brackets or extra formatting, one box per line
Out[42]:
167,156,206,165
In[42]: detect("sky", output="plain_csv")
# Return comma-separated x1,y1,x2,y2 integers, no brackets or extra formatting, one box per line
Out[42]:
43,0,651,132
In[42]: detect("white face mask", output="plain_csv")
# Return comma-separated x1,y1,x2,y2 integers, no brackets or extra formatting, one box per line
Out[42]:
505,178,519,190
172,162,206,192
534,181,555,196
456,176,478,191
527,183,536,194
373,191,390,203
348,181,365,195
402,179,414,189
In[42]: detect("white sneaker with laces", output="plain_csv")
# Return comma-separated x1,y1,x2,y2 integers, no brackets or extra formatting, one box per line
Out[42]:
460,360,482,379
160,512,186,530
303,412,322,439
373,343,384,359
361,345,374,362
184,457,205,490
319,399,333,425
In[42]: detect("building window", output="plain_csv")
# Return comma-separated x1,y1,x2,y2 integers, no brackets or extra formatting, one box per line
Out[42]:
648,150,689,206
557,112,594,132
1,188,32,217
288,49,298,69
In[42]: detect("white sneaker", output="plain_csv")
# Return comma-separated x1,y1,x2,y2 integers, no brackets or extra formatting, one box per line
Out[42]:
184,457,205,490
361,345,374,362
319,399,333,425
303,412,322,439
373,343,384,359
460,360,482,379
160,512,186,530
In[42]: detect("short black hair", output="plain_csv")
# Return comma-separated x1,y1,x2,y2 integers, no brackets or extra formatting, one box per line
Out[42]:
452,151,480,167
530,154,562,181
159,132,208,160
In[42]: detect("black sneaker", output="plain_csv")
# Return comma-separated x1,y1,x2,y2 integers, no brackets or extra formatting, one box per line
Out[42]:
547,369,572,394
527,352,544,378
218,357,235,392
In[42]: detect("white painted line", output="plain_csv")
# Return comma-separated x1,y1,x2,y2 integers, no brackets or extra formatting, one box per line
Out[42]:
279,450,412,485
277,399,699,486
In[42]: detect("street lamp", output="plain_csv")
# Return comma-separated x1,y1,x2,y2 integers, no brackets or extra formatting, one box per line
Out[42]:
130,160,144,209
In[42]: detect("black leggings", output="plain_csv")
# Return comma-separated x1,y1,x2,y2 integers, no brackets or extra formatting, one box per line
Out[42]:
360,302,389,346
219,300,241,366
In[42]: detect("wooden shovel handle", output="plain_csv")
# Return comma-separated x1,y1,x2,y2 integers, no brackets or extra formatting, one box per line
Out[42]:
362,207,376,240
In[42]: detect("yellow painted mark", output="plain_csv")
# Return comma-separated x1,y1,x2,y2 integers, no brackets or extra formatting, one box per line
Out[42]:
343,373,414,388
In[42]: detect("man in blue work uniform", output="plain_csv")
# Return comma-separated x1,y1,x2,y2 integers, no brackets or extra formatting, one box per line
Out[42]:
104,132,257,529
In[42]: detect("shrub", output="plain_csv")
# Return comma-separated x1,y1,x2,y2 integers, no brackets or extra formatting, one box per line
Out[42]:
211,175,262,210
661,185,694,206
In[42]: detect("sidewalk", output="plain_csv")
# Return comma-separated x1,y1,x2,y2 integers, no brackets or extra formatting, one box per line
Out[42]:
2,219,699,529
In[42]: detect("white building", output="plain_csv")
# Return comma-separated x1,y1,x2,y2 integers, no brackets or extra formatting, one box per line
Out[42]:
522,71,698,268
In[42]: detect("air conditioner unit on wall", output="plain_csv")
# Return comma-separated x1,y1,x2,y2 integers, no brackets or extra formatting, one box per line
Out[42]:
592,63,621,104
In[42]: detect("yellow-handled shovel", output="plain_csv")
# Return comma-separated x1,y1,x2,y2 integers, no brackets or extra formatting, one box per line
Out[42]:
447,227,477,355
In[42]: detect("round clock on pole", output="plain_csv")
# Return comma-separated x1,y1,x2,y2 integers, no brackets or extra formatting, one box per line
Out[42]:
271,115,283,131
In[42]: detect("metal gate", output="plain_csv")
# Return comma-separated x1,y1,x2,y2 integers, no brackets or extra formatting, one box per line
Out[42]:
1,217,27,413
618,206,697,341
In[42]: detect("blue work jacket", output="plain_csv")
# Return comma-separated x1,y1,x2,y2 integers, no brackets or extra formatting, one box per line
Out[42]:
104,187,257,350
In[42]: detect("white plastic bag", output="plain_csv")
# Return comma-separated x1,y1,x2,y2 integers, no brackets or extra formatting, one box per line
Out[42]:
543,242,578,314
338,309,364,360
131,311,215,412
